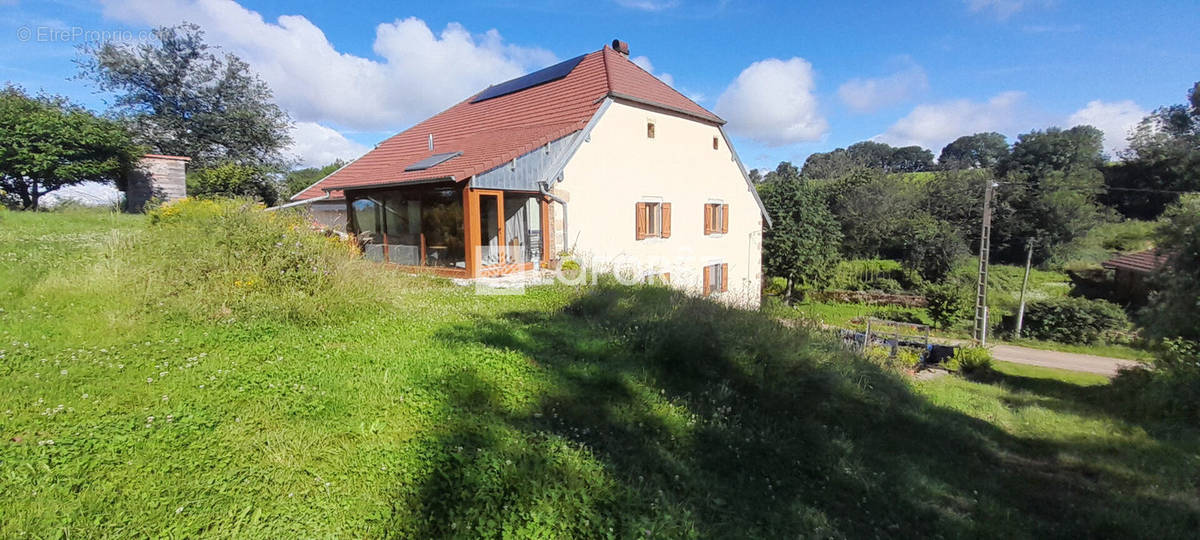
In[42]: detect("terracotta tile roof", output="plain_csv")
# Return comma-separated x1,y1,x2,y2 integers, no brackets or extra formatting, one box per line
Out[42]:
293,46,722,200
1101,249,1169,274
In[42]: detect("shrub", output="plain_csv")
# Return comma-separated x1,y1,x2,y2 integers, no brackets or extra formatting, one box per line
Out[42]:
1111,339,1200,424
924,283,972,329
870,306,926,325
1022,296,1129,344
134,197,370,322
947,347,992,374
830,259,923,292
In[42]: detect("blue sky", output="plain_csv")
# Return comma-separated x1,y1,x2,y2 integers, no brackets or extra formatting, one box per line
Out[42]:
2,0,1198,176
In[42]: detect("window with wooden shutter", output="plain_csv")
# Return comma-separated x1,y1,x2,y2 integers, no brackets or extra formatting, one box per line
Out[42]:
661,203,671,238
721,204,729,234
703,263,725,296
635,202,647,240
720,263,729,292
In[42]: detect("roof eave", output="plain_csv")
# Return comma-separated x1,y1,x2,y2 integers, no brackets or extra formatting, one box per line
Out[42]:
324,176,458,193
607,92,725,125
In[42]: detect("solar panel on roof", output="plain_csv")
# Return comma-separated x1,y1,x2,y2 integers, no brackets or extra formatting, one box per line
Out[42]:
404,151,462,172
470,54,586,103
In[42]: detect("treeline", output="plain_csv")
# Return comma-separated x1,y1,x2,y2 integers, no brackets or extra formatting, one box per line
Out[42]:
758,81,1200,289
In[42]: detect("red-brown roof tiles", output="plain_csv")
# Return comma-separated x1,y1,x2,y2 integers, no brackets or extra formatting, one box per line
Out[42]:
1102,250,1169,274
293,46,721,200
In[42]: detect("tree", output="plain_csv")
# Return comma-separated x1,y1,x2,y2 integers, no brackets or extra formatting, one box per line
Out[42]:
189,162,282,206
889,145,935,173
1140,195,1200,343
994,126,1109,263
1103,81,1200,219
801,148,855,179
846,141,895,170
938,132,1009,170
284,160,345,199
78,23,292,169
0,85,138,210
759,176,842,302
761,161,801,184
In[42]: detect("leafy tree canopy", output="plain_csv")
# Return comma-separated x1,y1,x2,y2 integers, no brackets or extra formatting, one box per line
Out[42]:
939,132,1009,170
78,23,292,170
0,85,138,210
284,160,346,199
1104,81,1200,219
802,141,935,178
188,162,282,206
759,176,842,301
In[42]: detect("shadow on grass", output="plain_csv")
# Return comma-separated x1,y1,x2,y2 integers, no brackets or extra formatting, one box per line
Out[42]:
398,284,1199,538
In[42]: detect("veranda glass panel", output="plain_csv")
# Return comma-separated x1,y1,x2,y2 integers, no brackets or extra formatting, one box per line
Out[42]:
351,197,384,262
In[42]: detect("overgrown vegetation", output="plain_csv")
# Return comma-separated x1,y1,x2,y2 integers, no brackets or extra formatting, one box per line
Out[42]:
3,207,1198,537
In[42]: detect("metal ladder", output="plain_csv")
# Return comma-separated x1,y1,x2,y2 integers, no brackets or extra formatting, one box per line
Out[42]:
973,183,994,345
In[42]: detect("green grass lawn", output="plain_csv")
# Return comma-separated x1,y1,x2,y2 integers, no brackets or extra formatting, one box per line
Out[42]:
1,208,1197,537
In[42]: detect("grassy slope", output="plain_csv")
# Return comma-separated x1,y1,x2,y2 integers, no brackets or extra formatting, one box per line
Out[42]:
1,210,1197,537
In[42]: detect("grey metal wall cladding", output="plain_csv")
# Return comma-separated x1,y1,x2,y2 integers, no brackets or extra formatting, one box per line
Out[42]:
471,134,576,191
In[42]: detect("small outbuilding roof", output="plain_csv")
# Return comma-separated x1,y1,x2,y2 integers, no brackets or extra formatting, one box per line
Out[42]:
292,44,723,201
1101,249,1169,274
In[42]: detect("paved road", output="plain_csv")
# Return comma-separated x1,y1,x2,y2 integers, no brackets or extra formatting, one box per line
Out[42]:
987,344,1141,376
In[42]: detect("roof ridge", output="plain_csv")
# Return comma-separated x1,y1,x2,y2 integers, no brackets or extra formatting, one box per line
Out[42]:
600,45,614,94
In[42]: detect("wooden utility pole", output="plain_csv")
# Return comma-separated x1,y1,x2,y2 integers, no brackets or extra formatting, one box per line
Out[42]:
973,182,995,345
1015,238,1035,339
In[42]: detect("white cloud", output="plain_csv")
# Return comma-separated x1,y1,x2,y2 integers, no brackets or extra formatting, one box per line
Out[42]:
965,0,1046,19
287,122,371,169
1067,100,1147,157
837,62,929,113
715,57,827,146
98,0,557,132
876,91,1034,151
630,55,674,87
614,0,680,11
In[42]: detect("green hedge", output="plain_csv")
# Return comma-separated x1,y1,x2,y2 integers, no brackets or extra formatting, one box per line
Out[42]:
1021,296,1129,344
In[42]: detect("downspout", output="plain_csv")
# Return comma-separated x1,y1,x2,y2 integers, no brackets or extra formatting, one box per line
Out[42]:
538,179,568,254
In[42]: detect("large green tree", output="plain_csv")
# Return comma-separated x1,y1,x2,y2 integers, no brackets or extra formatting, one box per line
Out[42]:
1141,195,1200,343
759,172,842,302
994,126,1109,263
0,86,138,210
78,23,292,169
1103,81,1200,219
938,132,1009,169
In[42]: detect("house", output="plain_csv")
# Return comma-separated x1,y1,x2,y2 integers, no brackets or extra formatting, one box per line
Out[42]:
291,40,768,306
124,154,189,212
1101,249,1169,305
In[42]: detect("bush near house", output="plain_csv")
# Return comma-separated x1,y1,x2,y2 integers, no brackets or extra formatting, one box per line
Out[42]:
923,282,973,329
1021,296,1130,344
947,347,993,374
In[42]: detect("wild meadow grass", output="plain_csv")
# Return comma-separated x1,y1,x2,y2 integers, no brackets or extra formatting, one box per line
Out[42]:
0,203,1197,537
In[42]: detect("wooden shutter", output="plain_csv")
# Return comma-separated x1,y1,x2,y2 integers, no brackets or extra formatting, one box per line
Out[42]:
635,202,647,240
720,263,729,292
662,272,670,284
721,204,730,233
661,203,671,238
703,204,712,234
702,265,711,296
